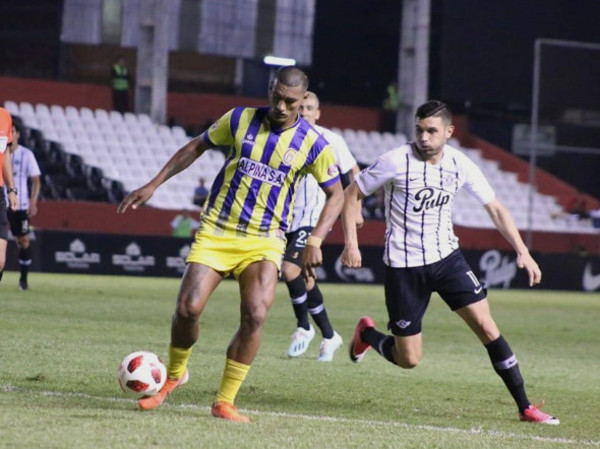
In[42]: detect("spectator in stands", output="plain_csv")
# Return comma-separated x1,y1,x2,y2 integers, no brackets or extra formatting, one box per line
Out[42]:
111,55,132,113
117,66,343,422
6,122,41,290
0,107,18,285
382,80,400,133
170,209,199,239
284,90,362,362
341,100,559,425
192,177,209,211
566,192,591,220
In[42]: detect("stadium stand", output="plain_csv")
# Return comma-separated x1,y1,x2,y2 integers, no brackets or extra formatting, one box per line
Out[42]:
3,99,598,233
4,101,225,210
334,126,597,234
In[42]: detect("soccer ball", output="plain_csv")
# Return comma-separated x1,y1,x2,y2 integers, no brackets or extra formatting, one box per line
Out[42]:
118,351,167,398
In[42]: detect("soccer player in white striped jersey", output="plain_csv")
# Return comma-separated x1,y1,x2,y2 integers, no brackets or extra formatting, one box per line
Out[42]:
7,122,41,290
284,91,363,361
340,100,559,425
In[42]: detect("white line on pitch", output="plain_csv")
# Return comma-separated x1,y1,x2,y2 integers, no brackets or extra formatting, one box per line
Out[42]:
3,385,598,447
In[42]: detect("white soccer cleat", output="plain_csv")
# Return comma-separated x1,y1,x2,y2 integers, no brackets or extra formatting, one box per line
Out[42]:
287,325,315,358
318,331,343,362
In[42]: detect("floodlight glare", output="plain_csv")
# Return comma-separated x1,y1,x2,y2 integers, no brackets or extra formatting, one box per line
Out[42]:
263,55,296,67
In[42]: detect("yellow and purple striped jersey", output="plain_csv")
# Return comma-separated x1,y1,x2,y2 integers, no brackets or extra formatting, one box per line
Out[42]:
199,106,340,238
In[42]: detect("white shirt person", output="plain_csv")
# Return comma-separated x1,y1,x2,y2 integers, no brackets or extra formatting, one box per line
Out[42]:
340,100,558,425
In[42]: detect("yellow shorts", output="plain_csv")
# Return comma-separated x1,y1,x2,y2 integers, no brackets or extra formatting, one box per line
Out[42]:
186,231,286,279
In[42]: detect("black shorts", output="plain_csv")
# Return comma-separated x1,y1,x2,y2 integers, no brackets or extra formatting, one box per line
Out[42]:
7,209,30,237
283,226,313,268
385,249,487,336
0,193,7,240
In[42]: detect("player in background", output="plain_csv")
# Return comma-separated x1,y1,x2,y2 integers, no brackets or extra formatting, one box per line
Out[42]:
341,100,559,425
6,122,41,290
118,67,344,422
284,91,363,361
0,107,18,285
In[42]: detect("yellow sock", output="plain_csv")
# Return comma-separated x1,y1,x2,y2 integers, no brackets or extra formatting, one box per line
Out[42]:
167,345,193,379
215,358,250,404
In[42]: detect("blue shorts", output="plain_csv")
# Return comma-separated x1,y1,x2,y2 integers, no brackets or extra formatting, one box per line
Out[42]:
385,250,487,336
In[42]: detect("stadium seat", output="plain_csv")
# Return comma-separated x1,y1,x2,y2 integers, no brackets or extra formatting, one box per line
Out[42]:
109,110,124,124
94,108,110,123
4,100,20,116
65,106,79,119
50,104,65,119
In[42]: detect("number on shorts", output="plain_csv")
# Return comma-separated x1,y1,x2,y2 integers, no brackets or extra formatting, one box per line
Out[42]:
297,230,309,247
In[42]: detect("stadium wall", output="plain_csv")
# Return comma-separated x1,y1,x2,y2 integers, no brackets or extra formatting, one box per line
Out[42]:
30,200,600,255
6,230,600,292
452,116,600,210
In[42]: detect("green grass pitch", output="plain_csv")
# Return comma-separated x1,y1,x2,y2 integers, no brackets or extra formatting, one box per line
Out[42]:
1,271,599,448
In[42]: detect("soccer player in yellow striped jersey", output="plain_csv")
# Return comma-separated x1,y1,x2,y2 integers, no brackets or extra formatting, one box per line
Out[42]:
117,66,344,422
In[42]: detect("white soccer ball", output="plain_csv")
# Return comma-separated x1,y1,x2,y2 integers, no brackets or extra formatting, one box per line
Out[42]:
118,351,167,398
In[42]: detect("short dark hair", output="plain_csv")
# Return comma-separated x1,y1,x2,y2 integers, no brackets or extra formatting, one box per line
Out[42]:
273,66,309,91
12,120,23,135
415,100,452,124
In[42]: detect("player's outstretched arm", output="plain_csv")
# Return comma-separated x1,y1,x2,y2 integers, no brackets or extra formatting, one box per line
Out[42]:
118,136,210,213
302,180,344,280
348,164,365,228
484,198,542,287
340,181,364,268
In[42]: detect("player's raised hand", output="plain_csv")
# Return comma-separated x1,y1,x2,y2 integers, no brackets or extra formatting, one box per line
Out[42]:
341,245,361,268
117,184,156,214
516,252,542,287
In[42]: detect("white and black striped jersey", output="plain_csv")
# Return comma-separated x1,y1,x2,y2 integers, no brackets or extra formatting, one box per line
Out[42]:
289,125,357,231
356,142,495,268
6,145,41,211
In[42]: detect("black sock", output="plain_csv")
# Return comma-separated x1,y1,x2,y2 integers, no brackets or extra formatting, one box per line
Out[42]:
362,327,395,364
307,284,333,339
19,246,32,281
485,335,530,413
286,275,310,330
0,270,3,283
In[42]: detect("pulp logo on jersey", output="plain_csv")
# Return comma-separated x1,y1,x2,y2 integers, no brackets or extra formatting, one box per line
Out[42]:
112,242,155,272
582,263,600,291
238,157,285,186
479,250,517,288
55,239,101,270
412,187,450,212
0,136,7,153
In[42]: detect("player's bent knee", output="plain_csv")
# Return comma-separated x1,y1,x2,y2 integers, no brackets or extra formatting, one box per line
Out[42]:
240,305,268,332
175,295,204,321
396,356,420,369
393,346,421,369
